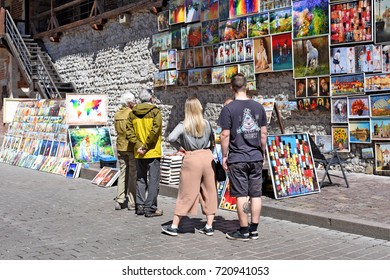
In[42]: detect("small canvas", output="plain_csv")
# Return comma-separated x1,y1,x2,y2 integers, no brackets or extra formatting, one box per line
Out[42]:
382,45,390,72
65,162,81,178
365,73,390,92
347,96,370,118
157,10,169,31
201,19,219,45
270,7,292,35
185,0,201,23
201,0,219,22
167,49,177,69
65,94,108,125
295,78,306,98
211,67,226,84
159,51,168,70
154,71,166,88
225,65,238,84
185,48,195,69
219,0,229,20
98,168,120,187
194,47,203,67
188,69,202,86
169,0,185,25
331,47,348,74
315,135,332,153
187,22,202,47
218,178,237,211
177,50,186,70
331,74,365,96
91,167,112,185
332,125,350,152
375,143,390,172
361,147,374,159
307,78,319,97
254,37,272,73
203,45,213,66
349,121,371,143
177,71,188,86
331,97,348,123
229,0,259,18
272,33,293,71
318,77,331,97
247,13,269,38
371,118,390,140
167,70,178,86
219,18,247,42
370,93,390,117
201,68,212,84
238,62,255,81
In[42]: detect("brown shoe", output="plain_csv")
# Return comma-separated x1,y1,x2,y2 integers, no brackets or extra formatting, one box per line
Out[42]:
144,209,163,217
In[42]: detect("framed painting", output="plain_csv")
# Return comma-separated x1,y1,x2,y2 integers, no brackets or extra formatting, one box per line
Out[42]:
171,27,182,50
167,49,177,69
153,71,166,87
169,0,185,25
229,0,259,18
225,65,239,83
292,0,329,39
188,69,202,86
361,147,374,159
318,76,331,96
65,94,108,125
295,78,306,98
159,50,168,70
201,68,212,84
181,27,189,49
271,33,292,71
219,0,230,21
201,0,219,22
247,13,269,38
270,7,292,35
382,45,390,72
371,118,390,140
331,47,348,74
194,46,203,67
349,121,371,143
354,45,375,73
315,135,332,153
3,98,36,123
331,97,348,123
218,178,237,211
177,70,188,86
157,10,169,31
293,35,330,78
330,0,373,45
236,40,245,62
247,80,256,90
211,67,226,84
347,95,370,118
152,32,171,52
167,70,178,85
365,73,390,92
238,62,255,81
307,77,319,97
213,43,224,65
187,22,202,47
68,127,114,163
244,38,254,61
185,0,201,23
201,19,219,45
224,43,231,64
185,48,195,69
375,0,390,43
254,36,272,73
177,50,186,70
370,93,390,117
229,41,237,63
260,0,274,12
331,125,350,152
203,45,214,66
219,18,248,42
375,143,390,172
266,133,320,199
331,74,365,96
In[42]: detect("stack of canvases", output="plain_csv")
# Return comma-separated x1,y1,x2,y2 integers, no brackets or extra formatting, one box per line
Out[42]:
160,155,183,185
0,100,73,175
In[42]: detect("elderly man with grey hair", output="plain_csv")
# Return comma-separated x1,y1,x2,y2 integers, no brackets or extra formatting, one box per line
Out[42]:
114,91,137,210
126,89,163,217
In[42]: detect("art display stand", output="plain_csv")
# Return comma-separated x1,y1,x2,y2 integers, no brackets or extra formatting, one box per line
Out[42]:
0,99,73,175
160,155,183,185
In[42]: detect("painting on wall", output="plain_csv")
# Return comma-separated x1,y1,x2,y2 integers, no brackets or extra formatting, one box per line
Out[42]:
169,0,186,25
331,74,365,96
365,73,390,92
375,0,390,44
65,94,108,126
157,10,170,31
236,39,245,62
177,50,186,70
219,18,248,42
331,125,350,152
349,121,371,143
167,49,177,69
177,71,188,86
370,93,390,117
331,47,348,74
167,70,178,85
238,62,255,81
371,118,390,140
293,35,330,78
171,27,182,49
212,67,226,84
202,19,219,45
153,71,166,87
203,45,214,66
229,41,237,63
201,68,212,84
244,38,254,61
382,45,390,72
270,7,293,35
295,78,306,98
201,0,219,22
254,36,272,73
293,0,329,38
187,22,202,47
68,127,114,163
186,0,201,23
181,27,189,49
219,0,230,21
185,48,195,69
194,47,203,67
375,143,390,172
354,45,375,73
225,65,239,83
330,0,372,45
152,32,171,52
307,78,318,97
331,97,348,123
318,76,331,96
247,13,269,38
361,147,374,159
315,135,332,153
188,69,202,86
348,96,370,118
159,51,168,70
272,33,292,71
229,0,259,18
266,133,320,199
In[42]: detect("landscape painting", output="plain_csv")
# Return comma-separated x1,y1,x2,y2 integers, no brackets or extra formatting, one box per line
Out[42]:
375,143,390,172
371,118,390,140
375,0,390,43
331,74,365,96
270,7,292,35
247,13,269,37
365,73,390,92
370,93,390,117
349,121,371,143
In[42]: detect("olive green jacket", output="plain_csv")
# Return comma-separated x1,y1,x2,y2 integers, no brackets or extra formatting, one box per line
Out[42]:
114,107,135,152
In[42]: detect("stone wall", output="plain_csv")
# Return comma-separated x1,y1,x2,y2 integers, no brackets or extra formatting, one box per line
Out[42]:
42,8,375,174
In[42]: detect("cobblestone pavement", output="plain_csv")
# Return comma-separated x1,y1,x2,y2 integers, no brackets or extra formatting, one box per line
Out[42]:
1,163,390,260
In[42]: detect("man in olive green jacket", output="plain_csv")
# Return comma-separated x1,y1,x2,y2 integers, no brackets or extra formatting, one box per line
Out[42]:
114,92,137,211
126,89,163,217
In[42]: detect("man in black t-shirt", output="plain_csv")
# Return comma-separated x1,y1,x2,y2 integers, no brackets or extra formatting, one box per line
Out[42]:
219,73,267,241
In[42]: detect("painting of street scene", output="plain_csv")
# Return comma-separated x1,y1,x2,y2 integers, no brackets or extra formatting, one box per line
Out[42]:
365,73,390,92
371,118,390,140
375,143,390,172
375,0,390,43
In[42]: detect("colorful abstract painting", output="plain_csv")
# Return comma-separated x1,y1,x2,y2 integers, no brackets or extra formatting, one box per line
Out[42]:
202,19,219,45
375,143,390,172
68,127,114,163
269,7,293,34
272,33,292,71
185,0,201,23
266,133,320,199
201,0,219,22
229,0,259,18
370,93,390,117
66,94,108,125
169,0,185,25
247,13,269,38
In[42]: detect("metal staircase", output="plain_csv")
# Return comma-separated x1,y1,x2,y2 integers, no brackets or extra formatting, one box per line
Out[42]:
1,8,76,99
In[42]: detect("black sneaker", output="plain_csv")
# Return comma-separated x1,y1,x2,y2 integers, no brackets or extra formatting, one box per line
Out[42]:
136,205,145,215
226,230,249,241
249,230,259,240
161,225,178,236
197,226,214,236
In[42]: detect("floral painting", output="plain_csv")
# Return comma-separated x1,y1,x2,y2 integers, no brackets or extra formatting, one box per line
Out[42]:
331,125,350,152
225,65,238,83
187,22,202,47
347,96,370,118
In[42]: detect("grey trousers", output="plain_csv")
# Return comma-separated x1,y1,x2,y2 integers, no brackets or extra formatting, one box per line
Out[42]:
136,158,161,212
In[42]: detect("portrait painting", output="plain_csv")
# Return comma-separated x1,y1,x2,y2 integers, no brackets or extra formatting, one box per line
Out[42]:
348,96,370,118
254,36,272,73
247,13,269,38
370,93,390,117
157,10,169,31
293,35,330,78
271,33,292,71
307,78,318,97
188,69,202,86
159,51,168,70
185,48,195,69
295,78,306,98
167,70,178,85
331,97,348,123
331,125,350,152
375,0,390,43
194,46,203,67
203,45,214,66
176,50,186,70
202,19,219,45
349,121,371,143
65,94,108,126
244,38,254,61
318,76,330,96
375,143,390,172
266,133,320,199
187,22,202,47
177,71,188,86
219,18,247,42
201,68,212,84
229,0,259,18
270,7,293,35
212,67,226,84
330,0,372,45
331,47,348,74
201,0,219,22
185,0,201,23
68,127,114,163
239,62,255,81
371,118,390,140
169,0,185,25
293,0,329,39
331,74,365,96
153,71,166,87
225,65,239,83
365,73,390,92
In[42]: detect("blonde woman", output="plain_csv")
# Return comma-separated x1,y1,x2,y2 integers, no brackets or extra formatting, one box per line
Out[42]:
162,96,217,236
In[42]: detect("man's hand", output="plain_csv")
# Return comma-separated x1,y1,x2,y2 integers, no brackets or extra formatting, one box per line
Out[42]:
222,156,228,171
137,147,147,155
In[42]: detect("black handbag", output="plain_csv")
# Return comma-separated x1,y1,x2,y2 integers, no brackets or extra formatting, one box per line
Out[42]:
215,160,227,182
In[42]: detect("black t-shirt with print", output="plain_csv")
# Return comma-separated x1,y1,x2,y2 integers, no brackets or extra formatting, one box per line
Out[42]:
219,99,267,163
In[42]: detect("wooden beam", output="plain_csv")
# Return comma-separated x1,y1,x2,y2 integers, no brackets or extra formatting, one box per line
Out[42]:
33,1,152,39
31,0,87,20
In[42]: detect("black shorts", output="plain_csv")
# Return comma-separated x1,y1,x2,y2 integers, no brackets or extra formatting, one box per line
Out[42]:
228,161,263,197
